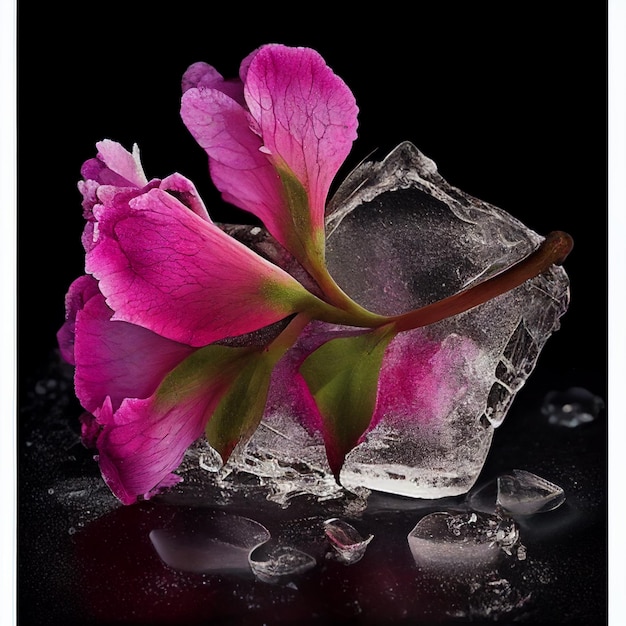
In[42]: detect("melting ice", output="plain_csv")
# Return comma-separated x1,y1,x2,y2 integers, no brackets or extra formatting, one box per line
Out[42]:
407,511,525,571
541,387,604,427
218,141,570,501
323,518,373,564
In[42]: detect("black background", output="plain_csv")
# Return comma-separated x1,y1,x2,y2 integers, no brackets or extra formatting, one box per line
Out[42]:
17,3,608,624
19,2,607,391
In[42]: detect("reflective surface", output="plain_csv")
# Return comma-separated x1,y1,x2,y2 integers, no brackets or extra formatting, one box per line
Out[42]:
18,353,606,625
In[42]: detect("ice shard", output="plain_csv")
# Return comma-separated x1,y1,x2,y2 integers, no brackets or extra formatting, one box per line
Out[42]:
217,142,569,500
407,511,525,571
149,511,270,573
323,518,373,564
249,544,316,584
497,469,566,515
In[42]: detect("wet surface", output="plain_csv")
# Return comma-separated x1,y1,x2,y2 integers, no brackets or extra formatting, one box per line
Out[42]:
17,352,607,625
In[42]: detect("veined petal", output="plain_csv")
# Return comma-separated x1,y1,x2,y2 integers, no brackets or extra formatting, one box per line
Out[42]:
244,44,359,230
73,280,195,414
180,87,290,247
182,61,245,105
94,389,212,505
79,140,148,212
92,343,258,504
86,186,311,346
160,172,211,221
57,274,101,365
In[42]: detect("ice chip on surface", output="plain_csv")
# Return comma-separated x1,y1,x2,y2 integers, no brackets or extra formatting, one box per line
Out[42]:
497,469,566,515
249,544,316,584
323,518,373,564
541,387,604,427
149,511,270,573
407,511,524,570
218,141,569,501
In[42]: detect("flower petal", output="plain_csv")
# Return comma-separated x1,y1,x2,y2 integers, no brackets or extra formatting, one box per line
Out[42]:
244,44,358,229
73,279,195,413
57,275,101,365
92,343,257,504
86,186,311,346
182,61,245,105
180,87,288,244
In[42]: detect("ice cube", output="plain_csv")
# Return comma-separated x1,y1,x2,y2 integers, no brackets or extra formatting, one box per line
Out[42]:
407,511,524,571
222,141,570,501
497,469,566,515
248,544,316,584
323,518,373,564
541,387,604,427
149,511,270,574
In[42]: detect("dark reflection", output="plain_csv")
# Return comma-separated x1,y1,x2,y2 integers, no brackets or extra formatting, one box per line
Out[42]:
18,353,607,625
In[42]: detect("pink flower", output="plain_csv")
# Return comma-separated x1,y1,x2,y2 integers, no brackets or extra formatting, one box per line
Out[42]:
59,45,572,505
180,44,358,276
58,140,323,503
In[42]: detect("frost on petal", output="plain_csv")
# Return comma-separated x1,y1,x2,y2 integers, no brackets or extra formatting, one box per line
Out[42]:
244,44,358,229
87,187,309,346
73,286,195,414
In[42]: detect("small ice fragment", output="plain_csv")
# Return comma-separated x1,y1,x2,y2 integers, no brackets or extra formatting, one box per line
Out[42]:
407,511,523,570
497,469,565,515
149,511,270,574
541,387,604,427
249,544,316,584
323,518,373,564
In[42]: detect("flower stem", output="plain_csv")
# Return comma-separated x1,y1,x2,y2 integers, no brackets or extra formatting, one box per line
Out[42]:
391,231,574,333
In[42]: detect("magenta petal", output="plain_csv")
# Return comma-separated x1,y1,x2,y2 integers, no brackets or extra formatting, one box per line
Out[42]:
159,173,211,221
81,140,148,188
57,275,101,365
182,61,245,104
74,287,195,414
180,87,290,247
87,187,305,346
372,330,480,428
244,45,359,226
94,380,222,504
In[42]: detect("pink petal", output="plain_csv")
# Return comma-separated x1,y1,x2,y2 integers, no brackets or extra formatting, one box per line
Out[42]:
93,360,229,504
182,61,245,104
160,173,211,221
73,283,195,414
373,330,480,428
57,275,101,365
267,323,479,441
86,186,307,346
244,44,359,228
81,139,148,187
180,87,290,247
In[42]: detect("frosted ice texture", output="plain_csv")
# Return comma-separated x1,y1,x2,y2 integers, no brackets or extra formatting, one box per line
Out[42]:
497,469,566,515
149,511,270,573
407,511,524,570
323,518,373,564
249,545,316,583
213,142,569,501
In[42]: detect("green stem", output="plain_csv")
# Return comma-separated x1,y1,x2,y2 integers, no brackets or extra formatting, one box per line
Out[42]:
391,231,574,333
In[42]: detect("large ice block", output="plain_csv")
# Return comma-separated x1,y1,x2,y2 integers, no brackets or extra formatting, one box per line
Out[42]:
211,142,569,501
